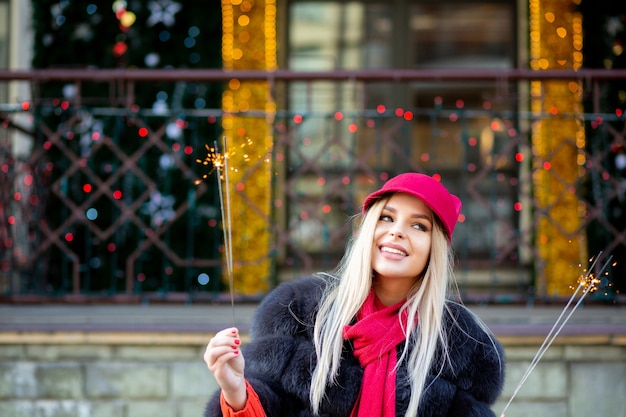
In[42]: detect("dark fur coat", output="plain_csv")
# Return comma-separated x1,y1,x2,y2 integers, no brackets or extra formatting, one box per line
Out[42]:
205,276,505,417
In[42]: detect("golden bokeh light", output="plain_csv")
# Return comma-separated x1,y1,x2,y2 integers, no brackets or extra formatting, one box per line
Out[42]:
530,0,587,296
221,0,276,295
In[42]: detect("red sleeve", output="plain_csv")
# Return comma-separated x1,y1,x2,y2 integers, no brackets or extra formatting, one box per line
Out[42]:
219,380,266,417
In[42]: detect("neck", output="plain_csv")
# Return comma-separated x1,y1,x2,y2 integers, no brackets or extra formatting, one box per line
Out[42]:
373,277,415,306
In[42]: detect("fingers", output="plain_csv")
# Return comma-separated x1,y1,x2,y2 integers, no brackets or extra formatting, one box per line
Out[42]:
207,327,240,348
207,327,241,351
204,327,246,394
204,327,242,371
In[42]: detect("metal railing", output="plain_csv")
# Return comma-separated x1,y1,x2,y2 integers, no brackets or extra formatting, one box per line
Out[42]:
1,68,625,303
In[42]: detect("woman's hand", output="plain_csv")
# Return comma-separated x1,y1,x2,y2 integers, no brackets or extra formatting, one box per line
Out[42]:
204,327,247,411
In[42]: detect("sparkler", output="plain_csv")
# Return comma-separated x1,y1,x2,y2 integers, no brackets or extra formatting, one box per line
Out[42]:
196,136,269,324
499,252,614,417
195,138,236,326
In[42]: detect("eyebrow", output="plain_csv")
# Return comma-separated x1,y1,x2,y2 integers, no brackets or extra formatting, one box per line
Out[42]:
382,205,433,223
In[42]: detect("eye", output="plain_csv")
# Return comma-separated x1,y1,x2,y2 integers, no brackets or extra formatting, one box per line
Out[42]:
379,214,393,222
412,222,429,232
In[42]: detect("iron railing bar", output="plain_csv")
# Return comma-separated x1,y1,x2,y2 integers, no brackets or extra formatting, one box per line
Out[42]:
4,105,623,124
2,68,626,82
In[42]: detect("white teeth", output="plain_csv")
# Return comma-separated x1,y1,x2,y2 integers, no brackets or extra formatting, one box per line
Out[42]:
381,246,407,256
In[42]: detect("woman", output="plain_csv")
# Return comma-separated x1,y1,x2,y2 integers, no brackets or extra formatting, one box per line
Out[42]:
204,172,505,417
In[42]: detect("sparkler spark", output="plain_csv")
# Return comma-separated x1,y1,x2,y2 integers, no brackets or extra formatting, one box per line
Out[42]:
194,137,255,185
499,252,614,417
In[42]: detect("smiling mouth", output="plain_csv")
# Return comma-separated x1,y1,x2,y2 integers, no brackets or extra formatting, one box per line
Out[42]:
380,246,408,256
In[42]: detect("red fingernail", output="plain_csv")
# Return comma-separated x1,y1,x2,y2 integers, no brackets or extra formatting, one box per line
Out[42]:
231,346,237,350
231,329,237,334
234,339,240,345
234,350,239,355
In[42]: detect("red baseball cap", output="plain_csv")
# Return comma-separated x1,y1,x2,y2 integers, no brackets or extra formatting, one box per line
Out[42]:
362,173,462,241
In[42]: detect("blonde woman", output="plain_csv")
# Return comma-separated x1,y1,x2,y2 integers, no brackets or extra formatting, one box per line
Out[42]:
204,172,505,417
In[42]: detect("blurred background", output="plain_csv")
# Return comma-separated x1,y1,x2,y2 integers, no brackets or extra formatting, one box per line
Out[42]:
0,0,625,416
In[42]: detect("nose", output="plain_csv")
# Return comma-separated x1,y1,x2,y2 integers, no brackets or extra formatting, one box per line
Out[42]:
389,223,405,239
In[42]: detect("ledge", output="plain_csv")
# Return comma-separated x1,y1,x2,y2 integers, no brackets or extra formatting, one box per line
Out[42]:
0,331,215,345
0,330,622,346
1,304,625,346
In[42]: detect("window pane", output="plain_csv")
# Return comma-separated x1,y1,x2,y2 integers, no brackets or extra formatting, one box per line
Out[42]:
289,1,367,70
412,3,513,69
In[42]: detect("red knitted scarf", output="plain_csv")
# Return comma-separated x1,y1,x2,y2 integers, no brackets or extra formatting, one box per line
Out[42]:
342,291,409,417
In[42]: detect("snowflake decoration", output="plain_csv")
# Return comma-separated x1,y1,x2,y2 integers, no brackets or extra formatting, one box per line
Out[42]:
73,23,94,42
147,0,182,27
606,17,624,37
141,191,176,227
75,111,103,157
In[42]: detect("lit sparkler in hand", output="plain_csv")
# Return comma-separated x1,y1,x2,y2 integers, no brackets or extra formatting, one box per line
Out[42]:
196,138,236,325
499,252,615,417
195,136,269,323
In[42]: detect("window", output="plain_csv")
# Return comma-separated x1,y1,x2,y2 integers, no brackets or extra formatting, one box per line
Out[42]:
286,0,518,268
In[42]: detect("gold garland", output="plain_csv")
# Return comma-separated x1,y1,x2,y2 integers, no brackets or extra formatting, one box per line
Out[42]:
221,0,276,295
530,0,587,296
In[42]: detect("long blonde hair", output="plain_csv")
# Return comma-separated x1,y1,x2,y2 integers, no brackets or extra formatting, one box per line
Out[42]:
310,196,454,417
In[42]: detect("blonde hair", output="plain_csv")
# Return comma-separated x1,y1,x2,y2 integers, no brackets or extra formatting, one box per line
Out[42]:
310,196,455,417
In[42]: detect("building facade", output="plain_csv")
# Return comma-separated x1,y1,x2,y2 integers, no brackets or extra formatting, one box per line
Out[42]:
0,0,624,301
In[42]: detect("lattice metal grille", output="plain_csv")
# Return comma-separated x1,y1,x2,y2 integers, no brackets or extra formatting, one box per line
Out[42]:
0,70,624,303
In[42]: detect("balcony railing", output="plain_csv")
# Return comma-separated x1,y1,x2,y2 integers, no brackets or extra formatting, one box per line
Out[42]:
1,68,624,304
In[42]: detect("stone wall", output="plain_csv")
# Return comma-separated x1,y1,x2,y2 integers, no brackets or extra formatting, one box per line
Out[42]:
0,334,219,417
1,332,625,417
494,338,626,417
496,340,626,417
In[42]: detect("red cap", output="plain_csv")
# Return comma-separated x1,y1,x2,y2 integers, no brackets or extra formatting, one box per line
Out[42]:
362,173,462,241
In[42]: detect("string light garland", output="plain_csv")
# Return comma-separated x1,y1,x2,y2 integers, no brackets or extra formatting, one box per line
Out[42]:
220,0,276,295
530,0,587,296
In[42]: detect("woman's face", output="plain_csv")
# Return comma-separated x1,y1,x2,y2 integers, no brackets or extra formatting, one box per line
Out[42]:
371,193,433,284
